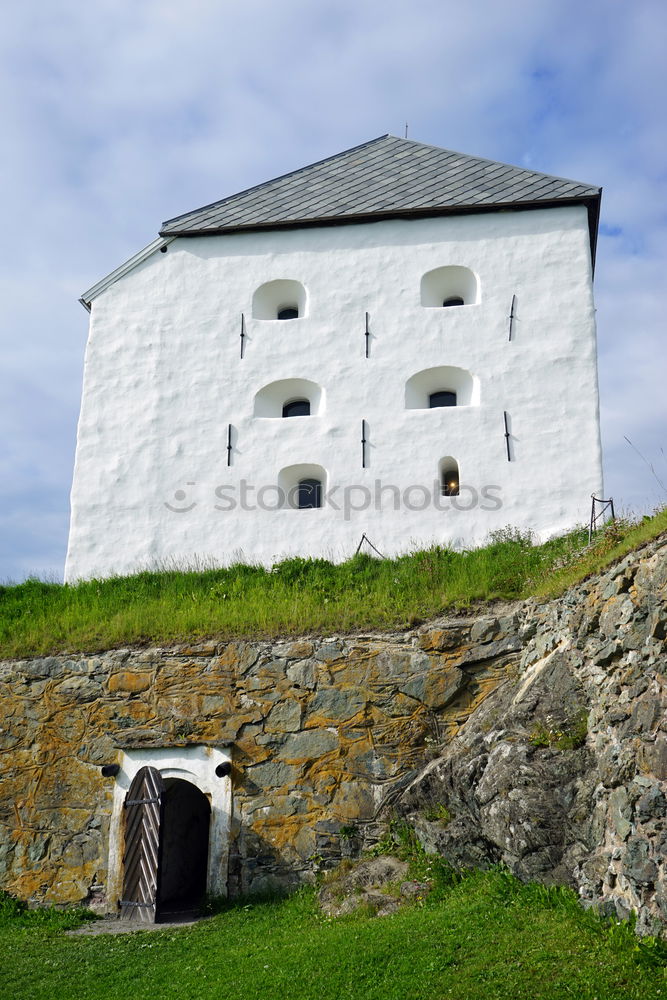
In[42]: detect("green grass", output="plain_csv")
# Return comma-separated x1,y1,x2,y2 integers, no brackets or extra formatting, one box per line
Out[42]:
1,509,665,659
531,505,667,600
2,871,667,1000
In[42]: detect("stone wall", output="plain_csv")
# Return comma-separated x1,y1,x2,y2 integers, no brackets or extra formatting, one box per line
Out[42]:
396,533,667,934
1,533,665,930
0,611,519,908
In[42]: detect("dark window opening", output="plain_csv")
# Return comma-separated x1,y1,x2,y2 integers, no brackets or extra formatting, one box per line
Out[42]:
441,468,460,497
282,398,310,418
442,296,464,307
429,390,457,408
298,478,322,509
277,306,299,320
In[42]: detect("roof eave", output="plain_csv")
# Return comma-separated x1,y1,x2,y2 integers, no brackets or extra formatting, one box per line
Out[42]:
79,236,176,311
159,193,602,267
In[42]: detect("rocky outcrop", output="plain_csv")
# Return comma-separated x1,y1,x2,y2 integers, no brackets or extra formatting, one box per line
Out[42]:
395,534,667,934
318,856,417,917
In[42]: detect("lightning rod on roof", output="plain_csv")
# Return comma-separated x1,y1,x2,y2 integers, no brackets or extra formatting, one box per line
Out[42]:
404,122,408,138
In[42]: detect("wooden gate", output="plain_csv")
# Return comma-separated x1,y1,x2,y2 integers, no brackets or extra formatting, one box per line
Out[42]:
120,766,165,922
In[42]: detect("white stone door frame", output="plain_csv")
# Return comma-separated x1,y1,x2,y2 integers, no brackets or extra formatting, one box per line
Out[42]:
107,745,232,912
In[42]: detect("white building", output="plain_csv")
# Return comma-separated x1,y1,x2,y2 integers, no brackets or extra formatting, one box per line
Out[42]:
65,135,603,581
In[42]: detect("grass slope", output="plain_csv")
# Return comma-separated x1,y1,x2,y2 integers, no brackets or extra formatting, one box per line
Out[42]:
1,508,665,660
2,869,667,1000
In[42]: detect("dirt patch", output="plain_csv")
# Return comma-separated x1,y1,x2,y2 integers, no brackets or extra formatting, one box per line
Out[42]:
67,914,209,936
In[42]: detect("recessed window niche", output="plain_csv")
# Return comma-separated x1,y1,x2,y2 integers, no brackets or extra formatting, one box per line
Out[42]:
278,463,326,510
254,379,323,418
439,457,460,497
252,280,307,320
420,266,478,307
405,366,478,409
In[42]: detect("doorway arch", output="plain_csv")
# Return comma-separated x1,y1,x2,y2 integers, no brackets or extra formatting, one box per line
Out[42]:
108,746,232,921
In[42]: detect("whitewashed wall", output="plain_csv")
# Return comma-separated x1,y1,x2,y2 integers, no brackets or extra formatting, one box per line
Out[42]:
65,207,603,581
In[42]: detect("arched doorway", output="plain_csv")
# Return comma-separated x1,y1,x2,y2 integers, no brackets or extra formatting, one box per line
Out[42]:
159,779,211,918
120,768,211,922
110,747,231,919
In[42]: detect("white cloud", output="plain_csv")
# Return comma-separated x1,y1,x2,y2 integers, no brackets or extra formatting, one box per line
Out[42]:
1,0,666,577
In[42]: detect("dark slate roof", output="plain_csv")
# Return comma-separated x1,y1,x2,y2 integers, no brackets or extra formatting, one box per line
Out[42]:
160,135,600,254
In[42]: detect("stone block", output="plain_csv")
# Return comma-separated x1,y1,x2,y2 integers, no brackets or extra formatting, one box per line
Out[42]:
286,659,316,689
470,618,499,643
419,627,469,651
244,760,303,789
281,729,339,762
594,641,618,666
398,675,426,702
609,787,632,841
268,794,310,818
332,780,375,820
294,825,317,859
374,648,413,679
267,699,302,732
107,671,151,694
57,676,103,702
218,643,259,675
455,634,522,665
21,658,65,680
309,686,365,721
635,786,667,822
281,641,315,660
377,691,422,718
201,694,234,715
623,837,658,887
423,667,465,710
113,700,153,724
628,695,661,735
245,660,287,691
315,644,344,663
599,596,634,637
649,611,666,640
639,735,667,780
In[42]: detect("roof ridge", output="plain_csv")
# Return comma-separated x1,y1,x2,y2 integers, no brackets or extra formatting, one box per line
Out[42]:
382,134,600,192
161,134,391,229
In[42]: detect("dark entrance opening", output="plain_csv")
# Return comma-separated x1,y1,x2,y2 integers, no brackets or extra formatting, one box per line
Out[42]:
158,779,211,919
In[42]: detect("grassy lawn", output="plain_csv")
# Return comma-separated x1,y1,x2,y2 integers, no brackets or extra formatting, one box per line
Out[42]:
2,869,667,1000
1,508,665,659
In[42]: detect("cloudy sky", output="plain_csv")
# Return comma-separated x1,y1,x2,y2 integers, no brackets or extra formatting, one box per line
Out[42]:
1,0,665,581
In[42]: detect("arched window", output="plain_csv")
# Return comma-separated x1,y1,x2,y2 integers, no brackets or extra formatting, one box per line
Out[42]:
298,478,322,509
252,280,307,320
420,266,479,307
429,390,457,408
440,460,460,497
277,306,299,320
278,463,327,509
282,398,310,418
254,379,323,418
405,367,477,409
